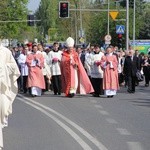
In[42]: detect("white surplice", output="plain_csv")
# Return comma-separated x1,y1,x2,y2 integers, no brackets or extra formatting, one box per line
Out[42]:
0,44,20,148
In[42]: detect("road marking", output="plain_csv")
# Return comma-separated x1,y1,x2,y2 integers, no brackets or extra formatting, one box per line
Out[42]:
116,128,131,135
17,97,92,150
94,105,103,109
106,118,118,124
98,110,109,115
17,94,108,150
127,142,144,150
90,100,97,103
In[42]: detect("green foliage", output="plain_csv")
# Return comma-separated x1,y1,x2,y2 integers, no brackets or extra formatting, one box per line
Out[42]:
120,0,145,8
34,0,150,45
0,0,29,40
0,0,149,45
86,0,149,47
35,0,58,42
139,9,150,39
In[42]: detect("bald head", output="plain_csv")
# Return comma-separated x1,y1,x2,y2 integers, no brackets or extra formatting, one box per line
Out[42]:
129,49,135,56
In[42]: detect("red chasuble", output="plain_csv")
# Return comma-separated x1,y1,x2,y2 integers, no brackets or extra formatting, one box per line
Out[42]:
61,49,94,96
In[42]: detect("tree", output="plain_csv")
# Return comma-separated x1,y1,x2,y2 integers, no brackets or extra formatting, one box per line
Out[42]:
35,0,58,42
120,0,145,8
139,10,150,39
34,0,149,45
0,0,29,41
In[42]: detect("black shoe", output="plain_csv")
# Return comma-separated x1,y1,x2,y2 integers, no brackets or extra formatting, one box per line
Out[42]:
23,91,27,94
93,94,100,97
127,89,132,93
68,93,75,98
54,93,57,95
127,89,135,93
58,93,61,95
31,94,36,97
145,84,149,87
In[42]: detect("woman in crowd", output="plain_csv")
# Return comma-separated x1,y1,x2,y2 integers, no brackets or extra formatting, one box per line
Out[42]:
141,54,150,87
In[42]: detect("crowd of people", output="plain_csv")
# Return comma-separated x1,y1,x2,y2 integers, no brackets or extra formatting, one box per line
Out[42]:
11,37,150,98
0,37,150,149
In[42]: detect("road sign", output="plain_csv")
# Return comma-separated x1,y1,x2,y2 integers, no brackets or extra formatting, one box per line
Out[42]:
79,37,85,43
105,41,111,45
116,25,125,34
104,35,112,41
109,11,119,20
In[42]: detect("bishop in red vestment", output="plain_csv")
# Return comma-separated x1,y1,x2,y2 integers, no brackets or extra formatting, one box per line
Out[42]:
61,37,94,97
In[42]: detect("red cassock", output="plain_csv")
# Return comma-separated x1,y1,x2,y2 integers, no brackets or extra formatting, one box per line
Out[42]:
61,49,94,96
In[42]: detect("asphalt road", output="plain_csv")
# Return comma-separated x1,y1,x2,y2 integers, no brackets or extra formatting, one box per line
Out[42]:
3,82,150,150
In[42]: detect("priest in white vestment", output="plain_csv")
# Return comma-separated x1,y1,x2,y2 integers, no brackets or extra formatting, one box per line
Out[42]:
0,44,20,149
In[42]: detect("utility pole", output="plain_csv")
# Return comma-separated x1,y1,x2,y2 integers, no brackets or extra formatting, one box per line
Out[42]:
79,0,83,37
107,0,110,35
75,2,78,45
133,0,136,49
126,0,129,50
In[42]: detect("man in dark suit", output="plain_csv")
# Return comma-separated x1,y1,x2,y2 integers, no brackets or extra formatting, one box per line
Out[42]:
123,49,140,93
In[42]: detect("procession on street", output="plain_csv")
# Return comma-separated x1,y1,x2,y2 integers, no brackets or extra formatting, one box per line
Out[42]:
1,35,150,149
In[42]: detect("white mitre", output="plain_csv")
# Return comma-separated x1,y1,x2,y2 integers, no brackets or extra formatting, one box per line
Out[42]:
66,37,74,48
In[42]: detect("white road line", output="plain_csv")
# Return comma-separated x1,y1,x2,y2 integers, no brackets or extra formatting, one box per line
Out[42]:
127,142,144,150
98,110,109,115
116,128,131,135
18,94,108,150
17,97,92,150
94,105,103,109
105,118,118,124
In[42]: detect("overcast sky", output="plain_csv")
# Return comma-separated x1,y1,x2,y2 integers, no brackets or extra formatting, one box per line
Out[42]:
27,0,41,12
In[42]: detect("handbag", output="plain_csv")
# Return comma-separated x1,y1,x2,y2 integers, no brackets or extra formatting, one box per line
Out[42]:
136,70,144,82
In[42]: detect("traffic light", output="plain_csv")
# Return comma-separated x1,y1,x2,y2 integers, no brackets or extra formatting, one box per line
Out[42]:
117,34,122,49
59,2,69,18
27,15,35,26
